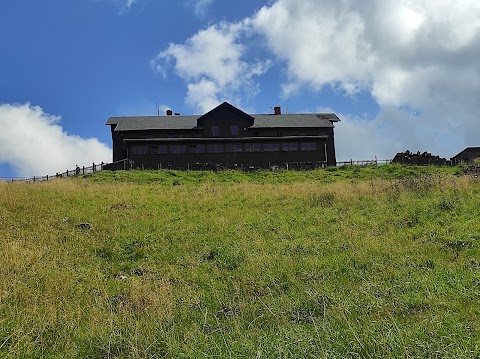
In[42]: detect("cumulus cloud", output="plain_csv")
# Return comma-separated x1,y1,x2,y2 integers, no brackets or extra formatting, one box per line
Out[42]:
334,108,464,161
251,0,480,159
252,0,480,100
152,22,271,112
0,103,111,177
186,0,215,19
154,0,480,159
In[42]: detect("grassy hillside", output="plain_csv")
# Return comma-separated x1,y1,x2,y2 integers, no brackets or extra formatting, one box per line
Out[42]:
1,165,479,358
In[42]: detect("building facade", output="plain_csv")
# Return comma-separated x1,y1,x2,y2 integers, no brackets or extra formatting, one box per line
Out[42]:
451,147,480,165
106,102,340,170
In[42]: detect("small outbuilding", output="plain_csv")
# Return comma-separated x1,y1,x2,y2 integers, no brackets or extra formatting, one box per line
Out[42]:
451,147,480,165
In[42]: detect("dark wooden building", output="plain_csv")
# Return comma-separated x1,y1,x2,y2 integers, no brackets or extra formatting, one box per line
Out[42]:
451,147,480,165
105,102,340,170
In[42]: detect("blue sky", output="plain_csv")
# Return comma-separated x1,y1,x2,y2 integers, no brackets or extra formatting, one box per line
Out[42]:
1,0,479,177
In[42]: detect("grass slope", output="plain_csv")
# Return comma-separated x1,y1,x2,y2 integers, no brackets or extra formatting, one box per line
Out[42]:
1,165,479,358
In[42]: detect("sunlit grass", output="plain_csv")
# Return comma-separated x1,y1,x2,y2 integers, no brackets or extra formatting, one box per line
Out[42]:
1,165,479,357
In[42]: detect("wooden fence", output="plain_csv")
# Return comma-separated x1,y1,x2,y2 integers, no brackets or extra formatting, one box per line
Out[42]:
1,158,393,182
336,158,392,166
1,162,107,182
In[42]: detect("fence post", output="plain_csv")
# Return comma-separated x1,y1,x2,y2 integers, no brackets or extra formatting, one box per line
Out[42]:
46,175,48,181
33,176,36,182
350,159,353,166
82,166,85,175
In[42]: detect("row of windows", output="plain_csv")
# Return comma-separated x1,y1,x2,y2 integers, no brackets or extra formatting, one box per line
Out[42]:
130,142,319,155
212,124,240,137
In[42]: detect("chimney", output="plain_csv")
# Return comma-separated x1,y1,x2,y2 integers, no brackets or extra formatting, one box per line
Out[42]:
274,106,281,115
166,109,172,116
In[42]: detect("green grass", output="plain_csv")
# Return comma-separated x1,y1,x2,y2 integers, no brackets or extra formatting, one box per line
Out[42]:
1,165,479,357
85,164,462,184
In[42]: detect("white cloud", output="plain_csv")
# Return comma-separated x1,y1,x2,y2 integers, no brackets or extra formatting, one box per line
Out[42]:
152,22,271,112
251,0,480,159
0,103,111,177
334,108,464,161
111,0,136,13
91,0,136,13
186,0,215,19
153,0,480,159
185,78,221,113
252,0,480,98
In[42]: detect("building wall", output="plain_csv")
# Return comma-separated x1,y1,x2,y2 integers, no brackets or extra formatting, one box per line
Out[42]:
127,138,328,169
452,148,480,164
113,127,335,164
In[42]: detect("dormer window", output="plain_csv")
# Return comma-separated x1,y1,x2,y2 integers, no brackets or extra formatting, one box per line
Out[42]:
212,125,221,137
231,124,239,137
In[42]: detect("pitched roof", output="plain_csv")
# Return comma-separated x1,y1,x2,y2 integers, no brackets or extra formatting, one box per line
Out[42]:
251,114,335,128
451,147,480,159
108,116,199,131
106,101,339,131
197,101,254,127
107,113,337,131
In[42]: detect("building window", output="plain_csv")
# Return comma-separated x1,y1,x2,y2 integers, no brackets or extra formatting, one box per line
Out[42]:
212,125,221,137
207,144,225,153
158,145,168,154
245,143,262,152
231,125,240,137
263,143,281,152
300,142,317,151
131,145,148,155
252,131,259,136
276,131,283,137
225,143,243,153
300,130,307,135
188,144,205,153
170,144,187,154
150,145,158,154
282,142,299,151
